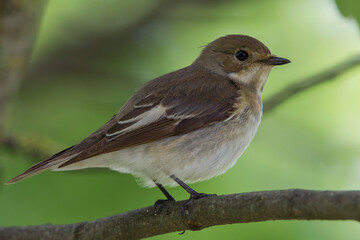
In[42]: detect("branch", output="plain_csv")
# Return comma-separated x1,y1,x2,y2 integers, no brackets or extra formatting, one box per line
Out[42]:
0,134,59,161
263,55,360,113
1,189,359,239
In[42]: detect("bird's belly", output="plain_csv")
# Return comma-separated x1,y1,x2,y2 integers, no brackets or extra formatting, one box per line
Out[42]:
158,113,261,186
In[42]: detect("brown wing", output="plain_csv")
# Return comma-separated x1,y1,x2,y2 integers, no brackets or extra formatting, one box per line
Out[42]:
59,67,240,167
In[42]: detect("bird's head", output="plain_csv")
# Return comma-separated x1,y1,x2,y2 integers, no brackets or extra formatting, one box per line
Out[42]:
195,35,290,91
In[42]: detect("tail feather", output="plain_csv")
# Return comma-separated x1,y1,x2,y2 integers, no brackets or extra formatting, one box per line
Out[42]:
5,146,76,185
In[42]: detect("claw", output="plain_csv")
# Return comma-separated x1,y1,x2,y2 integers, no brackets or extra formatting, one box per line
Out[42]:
154,198,175,214
154,198,175,206
181,192,217,218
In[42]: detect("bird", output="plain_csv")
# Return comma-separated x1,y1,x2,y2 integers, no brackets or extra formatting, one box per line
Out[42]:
6,35,290,210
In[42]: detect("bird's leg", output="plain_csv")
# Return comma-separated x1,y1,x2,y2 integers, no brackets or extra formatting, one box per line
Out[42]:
170,174,216,217
155,182,175,201
154,181,175,207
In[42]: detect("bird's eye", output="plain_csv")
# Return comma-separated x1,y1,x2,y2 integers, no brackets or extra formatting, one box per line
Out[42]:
235,51,248,61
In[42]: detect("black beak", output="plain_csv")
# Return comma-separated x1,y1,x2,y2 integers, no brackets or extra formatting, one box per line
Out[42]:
261,56,291,65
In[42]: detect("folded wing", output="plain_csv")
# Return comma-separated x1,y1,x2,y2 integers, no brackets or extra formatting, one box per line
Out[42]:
60,68,240,167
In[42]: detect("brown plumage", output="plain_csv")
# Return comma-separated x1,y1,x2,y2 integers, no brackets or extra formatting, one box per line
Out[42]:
6,35,290,189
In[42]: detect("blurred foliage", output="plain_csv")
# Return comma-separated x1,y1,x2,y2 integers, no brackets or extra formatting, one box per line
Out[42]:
1,0,360,239
335,0,360,26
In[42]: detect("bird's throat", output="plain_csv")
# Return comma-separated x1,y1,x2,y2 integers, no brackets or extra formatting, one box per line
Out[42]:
228,64,272,93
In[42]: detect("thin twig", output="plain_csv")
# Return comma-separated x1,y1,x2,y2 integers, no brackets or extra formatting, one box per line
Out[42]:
0,189,359,239
0,135,56,160
263,55,360,113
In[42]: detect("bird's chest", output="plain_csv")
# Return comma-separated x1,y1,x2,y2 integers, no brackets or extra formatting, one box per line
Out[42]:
221,104,262,157
174,104,262,182
223,89,262,147
190,101,262,171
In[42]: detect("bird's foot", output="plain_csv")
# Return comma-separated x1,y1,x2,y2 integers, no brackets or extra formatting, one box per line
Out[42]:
181,192,217,218
154,198,175,207
154,198,175,214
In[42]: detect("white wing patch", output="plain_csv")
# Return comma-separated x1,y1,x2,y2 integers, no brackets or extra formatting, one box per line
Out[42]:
106,105,166,138
133,93,157,108
133,103,155,108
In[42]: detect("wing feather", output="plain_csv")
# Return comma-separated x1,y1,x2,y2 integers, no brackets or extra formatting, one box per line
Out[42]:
59,76,239,168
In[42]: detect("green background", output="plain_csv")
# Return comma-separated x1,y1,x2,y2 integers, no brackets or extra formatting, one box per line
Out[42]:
1,0,360,239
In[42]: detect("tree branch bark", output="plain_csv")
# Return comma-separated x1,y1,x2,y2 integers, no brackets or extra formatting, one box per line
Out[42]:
0,189,359,239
